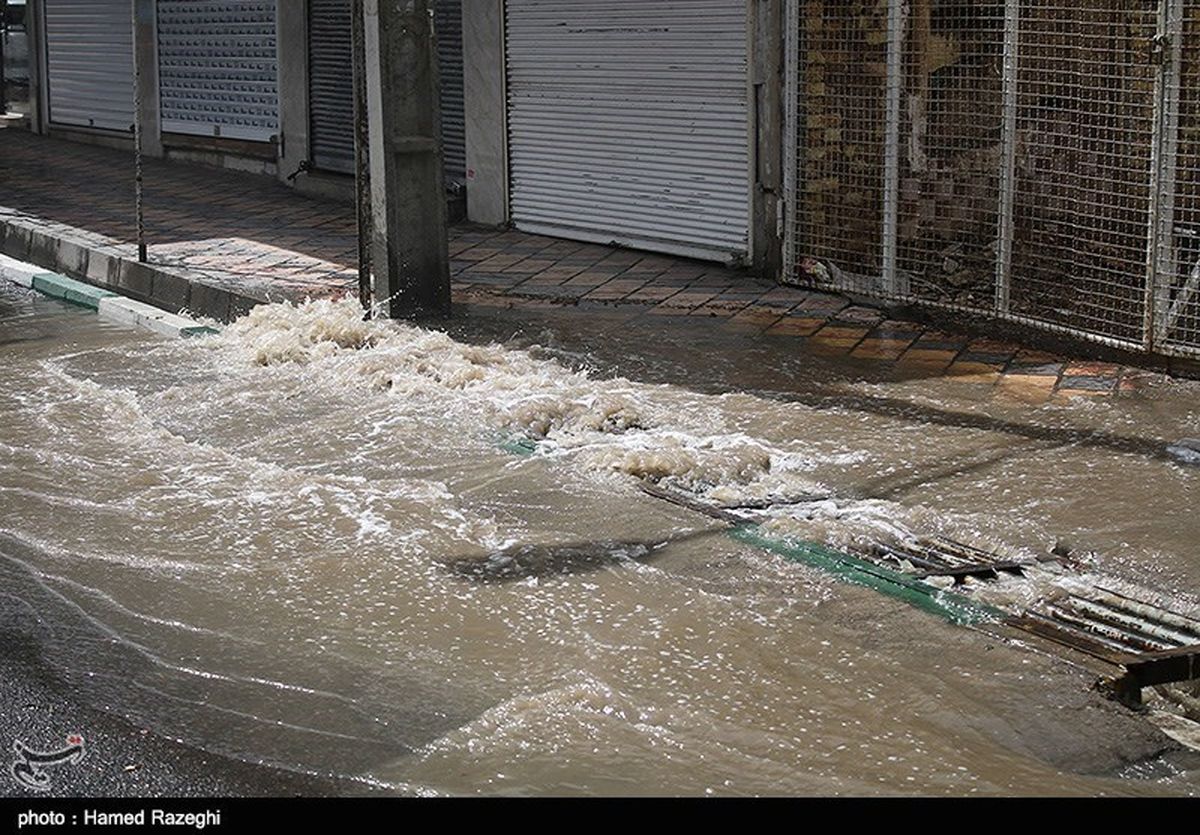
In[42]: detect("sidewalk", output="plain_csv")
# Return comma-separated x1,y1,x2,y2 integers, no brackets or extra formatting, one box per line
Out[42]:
0,129,1164,402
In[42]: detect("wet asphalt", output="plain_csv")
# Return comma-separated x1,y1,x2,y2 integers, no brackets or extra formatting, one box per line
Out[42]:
0,633,376,799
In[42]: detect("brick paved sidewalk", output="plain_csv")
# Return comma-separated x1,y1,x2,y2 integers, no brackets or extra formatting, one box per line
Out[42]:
0,129,1166,402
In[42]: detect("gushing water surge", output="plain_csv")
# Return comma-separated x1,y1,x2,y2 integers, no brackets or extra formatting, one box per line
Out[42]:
2,286,1199,795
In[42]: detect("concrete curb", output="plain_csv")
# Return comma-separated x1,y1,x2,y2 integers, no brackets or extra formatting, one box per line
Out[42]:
97,295,218,339
1,250,219,339
0,253,45,288
31,272,118,309
0,210,266,324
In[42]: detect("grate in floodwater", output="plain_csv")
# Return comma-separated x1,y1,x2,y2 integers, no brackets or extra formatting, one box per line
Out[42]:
870,535,1035,580
632,479,1200,708
494,432,1200,710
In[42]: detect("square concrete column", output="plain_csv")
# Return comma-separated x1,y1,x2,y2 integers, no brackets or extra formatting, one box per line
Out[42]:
275,0,309,185
133,0,163,158
360,0,451,317
463,0,507,226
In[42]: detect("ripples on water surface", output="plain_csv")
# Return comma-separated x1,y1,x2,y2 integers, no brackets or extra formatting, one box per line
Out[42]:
1,283,1199,795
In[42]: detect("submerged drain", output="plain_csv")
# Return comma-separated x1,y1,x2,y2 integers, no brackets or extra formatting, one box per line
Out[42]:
498,434,1200,714
639,480,1200,711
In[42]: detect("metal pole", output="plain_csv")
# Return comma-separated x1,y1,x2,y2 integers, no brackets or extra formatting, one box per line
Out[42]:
1,0,8,115
351,0,372,313
1145,0,1184,350
781,0,799,284
994,0,1020,315
882,0,905,297
131,0,146,263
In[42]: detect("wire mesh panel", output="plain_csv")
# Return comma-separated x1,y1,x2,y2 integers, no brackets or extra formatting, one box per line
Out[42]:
790,0,890,294
1157,0,1200,354
1006,0,1159,346
897,0,1005,308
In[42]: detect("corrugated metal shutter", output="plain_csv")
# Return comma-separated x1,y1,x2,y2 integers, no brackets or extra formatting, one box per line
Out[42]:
435,0,465,187
43,0,134,132
505,0,750,262
307,0,353,172
304,0,465,184
156,0,279,142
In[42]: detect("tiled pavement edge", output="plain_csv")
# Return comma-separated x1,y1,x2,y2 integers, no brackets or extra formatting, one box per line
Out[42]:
0,130,1166,403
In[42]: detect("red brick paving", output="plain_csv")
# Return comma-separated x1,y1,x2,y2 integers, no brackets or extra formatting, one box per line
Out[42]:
0,129,1168,402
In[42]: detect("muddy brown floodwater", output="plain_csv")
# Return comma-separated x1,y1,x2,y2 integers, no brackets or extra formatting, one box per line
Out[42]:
1,282,1199,796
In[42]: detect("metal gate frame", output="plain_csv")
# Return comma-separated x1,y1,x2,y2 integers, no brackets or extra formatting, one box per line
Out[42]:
783,0,1200,359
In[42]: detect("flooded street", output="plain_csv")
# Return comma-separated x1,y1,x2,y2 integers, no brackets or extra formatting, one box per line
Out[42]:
2,281,1199,796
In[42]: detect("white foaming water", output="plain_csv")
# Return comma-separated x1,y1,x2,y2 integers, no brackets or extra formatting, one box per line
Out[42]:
206,298,827,504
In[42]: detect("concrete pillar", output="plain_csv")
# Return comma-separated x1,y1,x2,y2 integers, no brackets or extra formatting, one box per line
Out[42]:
750,0,784,281
276,1,309,185
27,0,45,133
462,0,507,226
361,0,450,317
132,0,163,157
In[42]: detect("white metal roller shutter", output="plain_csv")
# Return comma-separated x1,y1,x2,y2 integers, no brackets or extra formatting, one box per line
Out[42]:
307,0,353,172
156,0,279,142
43,0,135,132
505,0,750,262
435,0,465,187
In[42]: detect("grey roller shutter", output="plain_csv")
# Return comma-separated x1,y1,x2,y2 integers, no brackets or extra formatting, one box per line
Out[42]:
307,0,353,173
44,0,135,132
304,0,465,184
435,0,464,187
156,0,279,142
505,0,750,262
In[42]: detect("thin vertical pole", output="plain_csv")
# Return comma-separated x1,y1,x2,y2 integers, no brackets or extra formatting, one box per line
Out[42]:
1145,0,1183,349
131,0,146,263
781,0,799,283
0,0,8,116
994,0,1020,315
882,0,905,296
351,0,372,312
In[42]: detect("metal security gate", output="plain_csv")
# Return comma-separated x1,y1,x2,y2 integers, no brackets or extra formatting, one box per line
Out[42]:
435,0,465,187
305,0,465,185
307,0,352,172
157,0,279,142
43,0,134,132
505,0,751,263
785,0,1200,359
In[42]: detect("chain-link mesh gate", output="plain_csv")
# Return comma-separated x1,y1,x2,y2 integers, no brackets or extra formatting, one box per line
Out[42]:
787,2,889,293
785,0,1193,357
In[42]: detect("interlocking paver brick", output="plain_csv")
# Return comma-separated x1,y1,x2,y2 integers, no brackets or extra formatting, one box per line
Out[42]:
0,129,1154,400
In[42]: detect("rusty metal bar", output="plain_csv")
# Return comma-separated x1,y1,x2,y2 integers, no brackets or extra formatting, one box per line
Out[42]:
1067,596,1198,647
1005,612,1137,666
1092,585,1200,638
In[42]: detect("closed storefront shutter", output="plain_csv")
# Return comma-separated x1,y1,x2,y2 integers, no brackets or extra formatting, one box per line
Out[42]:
44,0,135,132
505,0,750,262
435,0,465,187
307,0,353,172
305,0,465,185
156,0,279,142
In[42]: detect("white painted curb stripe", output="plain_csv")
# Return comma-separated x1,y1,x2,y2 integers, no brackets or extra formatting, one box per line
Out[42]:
97,296,217,338
1,254,219,339
0,253,44,288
